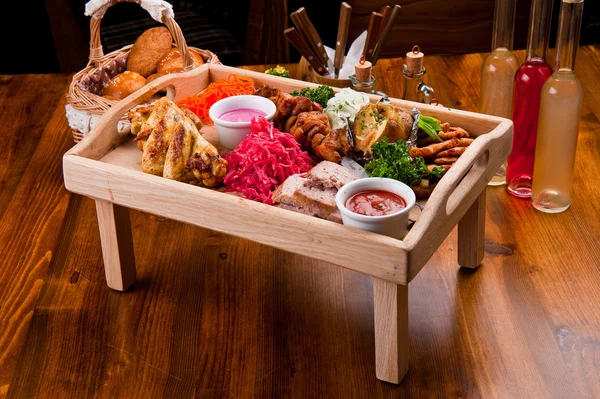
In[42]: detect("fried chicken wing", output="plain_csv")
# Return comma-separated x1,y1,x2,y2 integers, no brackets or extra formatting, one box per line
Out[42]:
187,124,227,186
142,116,172,175
128,97,227,186
163,121,194,181
128,106,153,136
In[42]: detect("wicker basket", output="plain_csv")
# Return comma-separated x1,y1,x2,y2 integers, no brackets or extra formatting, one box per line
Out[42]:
66,0,220,143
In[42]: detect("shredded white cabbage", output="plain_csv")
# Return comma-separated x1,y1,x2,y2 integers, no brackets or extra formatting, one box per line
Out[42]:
324,88,370,130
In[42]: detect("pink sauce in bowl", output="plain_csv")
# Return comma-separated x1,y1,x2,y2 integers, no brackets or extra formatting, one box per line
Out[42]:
219,108,267,123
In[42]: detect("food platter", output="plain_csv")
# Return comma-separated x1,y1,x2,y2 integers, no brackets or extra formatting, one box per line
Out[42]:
62,63,513,384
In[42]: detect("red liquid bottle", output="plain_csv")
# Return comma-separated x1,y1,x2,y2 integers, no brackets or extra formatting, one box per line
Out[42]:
506,0,553,198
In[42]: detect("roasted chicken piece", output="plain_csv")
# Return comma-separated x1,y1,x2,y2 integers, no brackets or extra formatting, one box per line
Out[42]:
129,106,153,137
141,108,175,176
313,127,352,163
186,121,227,186
127,97,227,186
258,88,351,163
255,84,280,101
129,104,202,150
288,111,352,163
163,121,196,182
271,92,323,130
289,111,329,146
352,103,414,155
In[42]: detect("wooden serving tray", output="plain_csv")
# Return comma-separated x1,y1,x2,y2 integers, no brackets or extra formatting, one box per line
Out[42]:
62,64,513,384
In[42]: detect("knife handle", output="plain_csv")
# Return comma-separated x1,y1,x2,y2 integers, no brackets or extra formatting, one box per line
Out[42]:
334,2,352,71
363,12,383,62
291,7,329,67
284,27,328,76
371,5,402,65
380,5,392,28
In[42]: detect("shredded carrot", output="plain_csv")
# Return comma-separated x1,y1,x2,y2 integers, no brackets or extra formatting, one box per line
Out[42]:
177,74,255,123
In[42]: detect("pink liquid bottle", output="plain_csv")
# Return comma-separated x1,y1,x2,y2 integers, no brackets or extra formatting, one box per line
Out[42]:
506,0,553,198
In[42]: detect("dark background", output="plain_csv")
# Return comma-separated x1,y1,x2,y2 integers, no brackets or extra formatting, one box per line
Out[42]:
3,0,599,74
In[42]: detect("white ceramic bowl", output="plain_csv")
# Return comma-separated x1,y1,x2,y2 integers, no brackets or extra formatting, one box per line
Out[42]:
335,178,416,240
209,95,276,149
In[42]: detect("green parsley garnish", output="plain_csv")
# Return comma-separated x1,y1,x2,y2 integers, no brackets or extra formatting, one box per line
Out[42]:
365,138,446,185
290,85,335,108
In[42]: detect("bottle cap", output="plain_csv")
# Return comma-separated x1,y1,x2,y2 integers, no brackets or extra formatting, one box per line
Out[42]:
354,55,372,82
406,45,424,74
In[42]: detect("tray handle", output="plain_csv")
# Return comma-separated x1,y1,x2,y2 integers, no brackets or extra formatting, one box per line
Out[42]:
66,64,211,160
403,120,513,276
87,0,193,71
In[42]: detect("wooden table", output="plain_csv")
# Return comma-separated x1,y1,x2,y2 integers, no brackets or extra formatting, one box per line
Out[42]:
1,46,599,398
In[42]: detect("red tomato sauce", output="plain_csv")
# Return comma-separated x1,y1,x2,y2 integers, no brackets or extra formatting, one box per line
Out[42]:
345,190,406,216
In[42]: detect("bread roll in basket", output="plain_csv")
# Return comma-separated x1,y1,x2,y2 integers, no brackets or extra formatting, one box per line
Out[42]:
66,0,220,142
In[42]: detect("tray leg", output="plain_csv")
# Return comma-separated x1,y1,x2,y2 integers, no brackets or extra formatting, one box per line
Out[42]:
95,200,136,291
458,190,486,269
373,278,409,384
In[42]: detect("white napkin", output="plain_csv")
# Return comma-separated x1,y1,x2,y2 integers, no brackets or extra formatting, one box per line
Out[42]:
85,0,174,22
322,31,367,79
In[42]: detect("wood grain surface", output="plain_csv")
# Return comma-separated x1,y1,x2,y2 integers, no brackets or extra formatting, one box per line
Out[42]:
344,0,533,58
2,46,600,397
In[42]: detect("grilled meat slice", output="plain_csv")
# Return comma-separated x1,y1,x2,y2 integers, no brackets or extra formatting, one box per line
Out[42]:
255,84,280,101
272,92,323,130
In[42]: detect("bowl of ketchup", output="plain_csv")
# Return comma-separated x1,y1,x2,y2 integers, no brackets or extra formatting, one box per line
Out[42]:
209,95,276,149
335,178,416,240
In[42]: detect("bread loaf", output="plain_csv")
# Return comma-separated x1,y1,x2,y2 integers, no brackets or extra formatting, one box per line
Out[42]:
157,49,205,74
145,73,165,84
101,71,146,100
127,27,173,77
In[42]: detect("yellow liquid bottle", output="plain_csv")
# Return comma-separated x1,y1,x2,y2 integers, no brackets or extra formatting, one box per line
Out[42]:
531,0,584,213
479,0,518,186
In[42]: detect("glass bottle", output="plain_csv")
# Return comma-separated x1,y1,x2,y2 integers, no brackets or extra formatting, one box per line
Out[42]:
401,46,434,104
480,0,519,186
531,0,584,213
506,0,553,197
